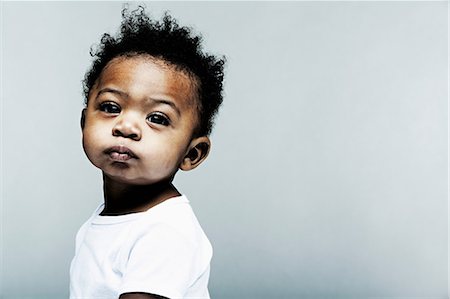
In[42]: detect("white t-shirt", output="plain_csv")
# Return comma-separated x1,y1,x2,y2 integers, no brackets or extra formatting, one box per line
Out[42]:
70,195,212,299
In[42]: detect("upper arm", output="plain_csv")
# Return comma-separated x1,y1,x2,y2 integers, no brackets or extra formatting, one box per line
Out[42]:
118,225,204,298
119,292,168,299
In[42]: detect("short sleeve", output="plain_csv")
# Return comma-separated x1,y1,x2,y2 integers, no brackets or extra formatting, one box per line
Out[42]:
118,224,207,299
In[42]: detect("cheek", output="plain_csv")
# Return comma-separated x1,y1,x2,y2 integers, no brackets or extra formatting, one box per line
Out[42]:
82,132,96,164
82,125,104,159
82,132,92,153
141,137,188,169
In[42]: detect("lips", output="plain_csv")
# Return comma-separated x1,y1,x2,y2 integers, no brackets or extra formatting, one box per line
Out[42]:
104,145,138,161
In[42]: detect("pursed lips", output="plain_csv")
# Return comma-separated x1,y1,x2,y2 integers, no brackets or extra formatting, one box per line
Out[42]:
104,145,138,161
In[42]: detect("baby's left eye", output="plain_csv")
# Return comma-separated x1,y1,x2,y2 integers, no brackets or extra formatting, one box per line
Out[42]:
147,113,170,126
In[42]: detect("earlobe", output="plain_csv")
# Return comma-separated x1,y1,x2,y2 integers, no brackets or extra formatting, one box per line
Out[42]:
80,108,86,130
180,137,211,171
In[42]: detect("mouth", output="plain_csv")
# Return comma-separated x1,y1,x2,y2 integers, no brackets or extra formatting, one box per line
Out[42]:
104,145,138,162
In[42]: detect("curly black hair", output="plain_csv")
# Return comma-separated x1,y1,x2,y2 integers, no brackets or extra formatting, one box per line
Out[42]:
83,6,225,137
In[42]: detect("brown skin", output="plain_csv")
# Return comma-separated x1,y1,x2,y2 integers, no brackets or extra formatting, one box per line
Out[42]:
82,55,210,215
81,55,210,297
120,292,168,299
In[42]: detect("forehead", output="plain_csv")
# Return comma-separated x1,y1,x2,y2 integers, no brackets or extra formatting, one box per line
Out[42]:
95,55,199,109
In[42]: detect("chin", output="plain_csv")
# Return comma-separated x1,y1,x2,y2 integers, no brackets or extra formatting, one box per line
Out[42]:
102,170,153,185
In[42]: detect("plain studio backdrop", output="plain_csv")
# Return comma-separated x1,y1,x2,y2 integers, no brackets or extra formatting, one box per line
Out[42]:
1,1,448,299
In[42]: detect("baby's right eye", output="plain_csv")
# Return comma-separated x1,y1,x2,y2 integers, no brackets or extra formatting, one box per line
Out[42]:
99,102,121,114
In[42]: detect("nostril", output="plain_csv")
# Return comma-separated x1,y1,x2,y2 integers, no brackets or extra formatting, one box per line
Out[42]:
129,133,139,140
112,128,123,137
112,127,140,140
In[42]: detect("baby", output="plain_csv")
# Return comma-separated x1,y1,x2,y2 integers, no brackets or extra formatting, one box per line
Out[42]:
69,6,225,299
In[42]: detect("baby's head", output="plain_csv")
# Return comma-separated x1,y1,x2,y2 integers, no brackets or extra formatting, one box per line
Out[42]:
81,7,225,185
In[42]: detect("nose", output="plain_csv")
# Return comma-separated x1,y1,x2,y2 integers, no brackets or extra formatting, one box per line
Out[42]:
112,113,141,141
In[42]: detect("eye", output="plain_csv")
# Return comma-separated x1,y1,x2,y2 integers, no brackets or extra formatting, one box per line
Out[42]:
147,113,170,126
99,102,121,114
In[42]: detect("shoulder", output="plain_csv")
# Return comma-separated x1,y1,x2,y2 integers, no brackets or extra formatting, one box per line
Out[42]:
135,196,210,247
117,202,212,298
121,196,212,262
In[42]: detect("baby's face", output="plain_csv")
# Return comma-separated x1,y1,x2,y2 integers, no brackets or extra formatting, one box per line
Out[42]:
82,56,200,185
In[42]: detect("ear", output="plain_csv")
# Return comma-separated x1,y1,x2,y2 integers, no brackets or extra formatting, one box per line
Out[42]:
180,136,211,171
80,108,86,130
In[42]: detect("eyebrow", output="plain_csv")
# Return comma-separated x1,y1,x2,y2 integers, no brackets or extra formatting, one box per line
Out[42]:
97,87,129,99
97,87,181,116
150,98,181,117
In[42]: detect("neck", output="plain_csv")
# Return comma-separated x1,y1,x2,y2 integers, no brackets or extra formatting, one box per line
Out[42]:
100,173,180,216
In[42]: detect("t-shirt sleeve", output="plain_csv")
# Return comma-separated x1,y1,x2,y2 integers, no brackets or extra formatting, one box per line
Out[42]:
118,224,209,299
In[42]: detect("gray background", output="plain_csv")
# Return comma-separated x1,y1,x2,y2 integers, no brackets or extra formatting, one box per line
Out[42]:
1,1,448,298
